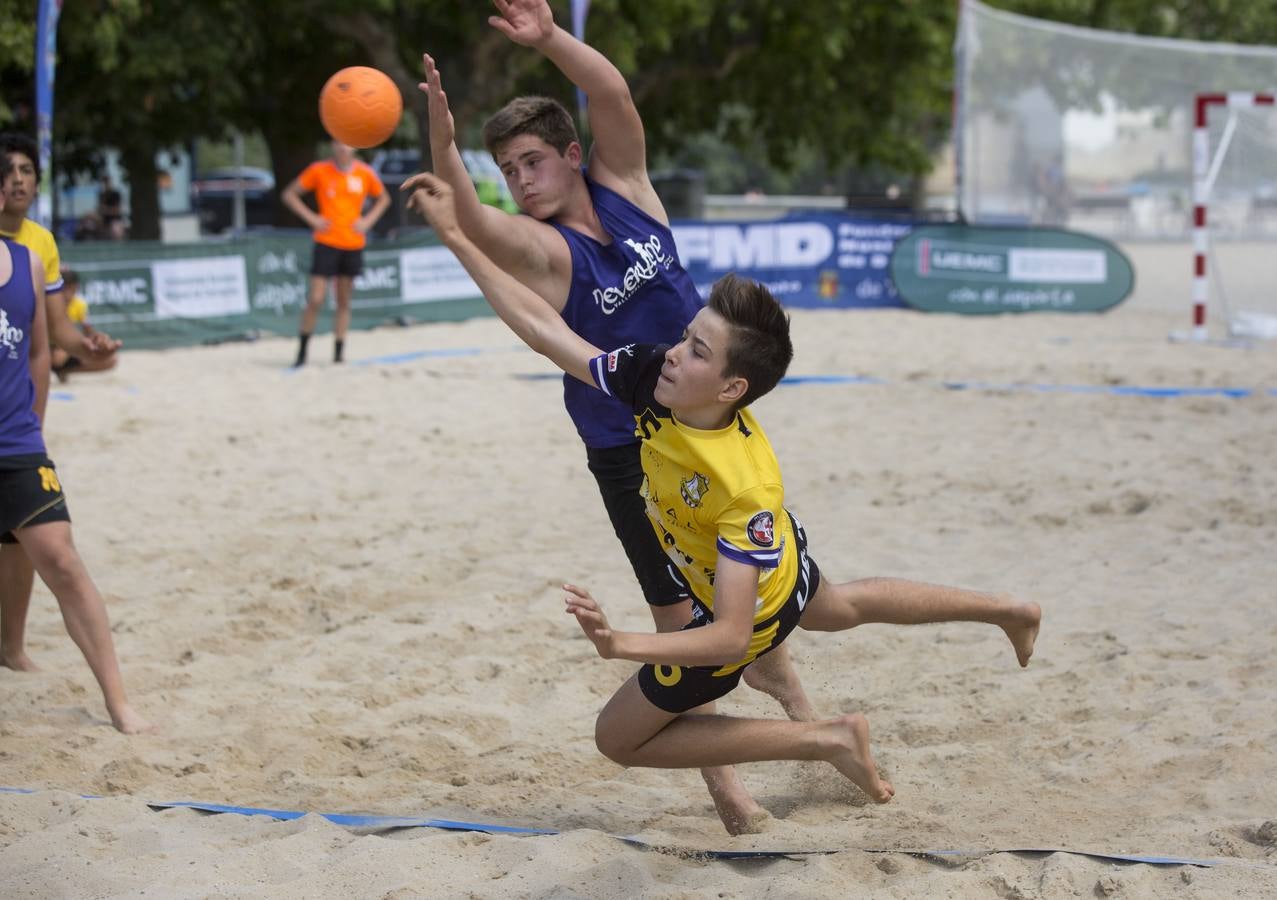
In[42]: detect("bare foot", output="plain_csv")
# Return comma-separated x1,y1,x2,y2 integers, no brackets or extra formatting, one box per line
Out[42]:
713,795,771,836
702,767,771,835
999,600,1041,667
108,703,155,735
824,714,894,804
1,648,40,672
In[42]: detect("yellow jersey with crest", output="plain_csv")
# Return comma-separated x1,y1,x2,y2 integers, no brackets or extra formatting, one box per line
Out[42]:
590,343,797,622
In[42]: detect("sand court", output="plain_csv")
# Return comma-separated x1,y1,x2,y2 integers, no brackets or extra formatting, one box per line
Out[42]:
1,243,1275,896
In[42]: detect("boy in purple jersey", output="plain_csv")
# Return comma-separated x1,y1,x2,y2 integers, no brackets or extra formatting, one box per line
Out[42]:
410,173,1042,830
0,164,151,734
404,0,812,833
1,133,126,674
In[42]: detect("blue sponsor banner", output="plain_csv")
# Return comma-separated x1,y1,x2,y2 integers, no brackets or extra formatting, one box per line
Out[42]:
672,214,915,309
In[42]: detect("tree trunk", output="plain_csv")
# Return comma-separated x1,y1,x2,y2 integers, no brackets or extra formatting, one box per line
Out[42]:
263,125,320,228
120,143,161,241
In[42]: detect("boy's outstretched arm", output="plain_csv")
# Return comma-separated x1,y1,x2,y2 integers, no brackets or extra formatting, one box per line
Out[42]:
408,173,594,383
409,52,548,278
565,556,760,667
489,0,653,204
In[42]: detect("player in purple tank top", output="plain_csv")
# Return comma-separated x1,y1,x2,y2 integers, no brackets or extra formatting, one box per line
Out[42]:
403,0,814,834
0,166,151,734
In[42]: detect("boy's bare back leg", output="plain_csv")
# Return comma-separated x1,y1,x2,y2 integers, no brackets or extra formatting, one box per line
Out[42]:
800,576,1041,667
743,642,816,721
649,600,768,834
0,543,39,671
16,522,153,734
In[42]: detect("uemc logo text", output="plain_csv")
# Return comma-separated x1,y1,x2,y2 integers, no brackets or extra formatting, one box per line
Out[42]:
84,277,150,305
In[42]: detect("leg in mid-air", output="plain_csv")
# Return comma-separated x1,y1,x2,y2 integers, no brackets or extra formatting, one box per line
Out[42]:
799,576,1040,668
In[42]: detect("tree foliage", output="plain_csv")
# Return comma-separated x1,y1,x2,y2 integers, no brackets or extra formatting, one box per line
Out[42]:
990,0,1277,44
975,1,1277,116
2,0,1275,236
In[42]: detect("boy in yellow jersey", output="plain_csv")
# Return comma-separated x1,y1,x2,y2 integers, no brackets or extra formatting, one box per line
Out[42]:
410,173,1042,822
282,140,390,366
0,134,121,367
50,269,116,381
412,0,815,834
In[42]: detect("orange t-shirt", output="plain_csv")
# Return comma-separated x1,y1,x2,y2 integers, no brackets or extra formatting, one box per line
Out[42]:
297,160,385,250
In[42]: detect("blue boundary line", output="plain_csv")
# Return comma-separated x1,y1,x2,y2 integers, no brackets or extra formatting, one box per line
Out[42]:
350,347,491,367
516,370,1274,399
49,342,1276,401
0,787,1237,866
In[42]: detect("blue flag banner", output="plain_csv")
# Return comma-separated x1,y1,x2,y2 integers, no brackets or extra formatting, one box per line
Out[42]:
34,0,62,228
672,214,915,309
569,0,590,126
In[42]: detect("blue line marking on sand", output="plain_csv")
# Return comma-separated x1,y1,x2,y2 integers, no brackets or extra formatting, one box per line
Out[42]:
511,370,1270,398
0,787,1235,866
938,380,1261,399
283,342,1274,398
351,344,529,367
351,347,489,366
780,374,886,386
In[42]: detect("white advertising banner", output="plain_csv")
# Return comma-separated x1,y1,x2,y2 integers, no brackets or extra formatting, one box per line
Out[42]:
152,256,250,320
399,246,481,303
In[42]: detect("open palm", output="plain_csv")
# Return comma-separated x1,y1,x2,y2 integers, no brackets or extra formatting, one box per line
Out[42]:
489,0,554,47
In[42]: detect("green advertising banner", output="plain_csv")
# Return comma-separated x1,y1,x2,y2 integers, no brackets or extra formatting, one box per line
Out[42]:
62,233,492,350
889,225,1135,314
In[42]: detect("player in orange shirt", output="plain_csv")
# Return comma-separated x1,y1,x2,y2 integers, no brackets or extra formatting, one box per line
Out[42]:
282,140,390,366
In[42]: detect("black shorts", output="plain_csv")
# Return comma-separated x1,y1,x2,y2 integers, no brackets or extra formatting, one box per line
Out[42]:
0,454,71,544
637,513,821,714
587,442,691,608
310,243,364,278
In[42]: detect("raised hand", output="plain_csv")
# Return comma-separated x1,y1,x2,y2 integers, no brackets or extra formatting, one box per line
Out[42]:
563,583,618,659
488,0,555,48
417,53,455,147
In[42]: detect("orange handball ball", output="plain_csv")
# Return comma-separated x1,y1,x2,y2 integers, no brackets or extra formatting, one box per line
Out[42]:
318,66,403,149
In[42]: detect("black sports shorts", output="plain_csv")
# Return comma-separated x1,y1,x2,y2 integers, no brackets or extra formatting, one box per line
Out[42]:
0,454,71,543
637,513,820,714
586,442,691,608
310,242,364,278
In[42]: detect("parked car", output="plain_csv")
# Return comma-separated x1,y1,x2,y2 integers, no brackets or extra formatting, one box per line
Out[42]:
191,166,276,234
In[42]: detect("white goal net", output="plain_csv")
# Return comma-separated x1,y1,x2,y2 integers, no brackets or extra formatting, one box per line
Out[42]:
1192,94,1277,339
955,0,1277,338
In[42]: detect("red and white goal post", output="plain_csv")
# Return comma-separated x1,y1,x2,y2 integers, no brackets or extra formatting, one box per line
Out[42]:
1191,91,1275,340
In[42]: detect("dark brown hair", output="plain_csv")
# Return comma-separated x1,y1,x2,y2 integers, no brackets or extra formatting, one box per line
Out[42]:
707,273,793,411
482,96,579,159
0,132,39,182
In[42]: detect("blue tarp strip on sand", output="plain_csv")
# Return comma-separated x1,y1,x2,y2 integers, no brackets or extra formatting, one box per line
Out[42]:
0,787,1236,866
